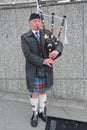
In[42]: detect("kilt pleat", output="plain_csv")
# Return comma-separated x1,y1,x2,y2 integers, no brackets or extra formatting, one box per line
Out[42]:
32,75,49,92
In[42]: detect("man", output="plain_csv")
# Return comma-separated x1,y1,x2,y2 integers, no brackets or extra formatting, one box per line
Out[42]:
21,13,63,127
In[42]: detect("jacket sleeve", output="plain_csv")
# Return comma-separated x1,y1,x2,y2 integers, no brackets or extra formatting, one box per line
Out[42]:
21,34,44,67
55,41,63,57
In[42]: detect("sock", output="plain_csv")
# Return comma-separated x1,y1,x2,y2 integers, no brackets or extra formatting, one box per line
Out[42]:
39,94,47,113
30,98,38,115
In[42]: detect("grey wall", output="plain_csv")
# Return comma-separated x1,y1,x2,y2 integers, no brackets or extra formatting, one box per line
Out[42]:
0,1,87,103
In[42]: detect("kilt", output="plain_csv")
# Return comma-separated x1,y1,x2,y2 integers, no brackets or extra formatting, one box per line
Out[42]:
32,75,49,93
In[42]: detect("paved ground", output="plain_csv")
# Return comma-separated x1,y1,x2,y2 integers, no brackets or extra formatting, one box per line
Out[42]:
0,99,87,130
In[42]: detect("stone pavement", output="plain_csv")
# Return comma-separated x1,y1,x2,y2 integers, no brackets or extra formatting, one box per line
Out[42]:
0,99,87,130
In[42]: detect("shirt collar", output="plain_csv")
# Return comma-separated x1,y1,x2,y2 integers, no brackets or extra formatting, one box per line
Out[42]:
32,30,39,35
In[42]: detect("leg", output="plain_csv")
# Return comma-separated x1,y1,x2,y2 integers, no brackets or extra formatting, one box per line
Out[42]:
38,92,47,122
30,92,39,127
30,93,39,114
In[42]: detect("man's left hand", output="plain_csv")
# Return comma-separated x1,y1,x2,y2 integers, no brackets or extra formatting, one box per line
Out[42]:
49,50,59,60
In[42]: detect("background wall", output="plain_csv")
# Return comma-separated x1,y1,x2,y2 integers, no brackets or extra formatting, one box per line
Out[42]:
0,1,87,107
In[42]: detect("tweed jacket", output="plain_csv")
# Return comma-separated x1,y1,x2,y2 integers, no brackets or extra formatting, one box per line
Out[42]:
21,28,63,92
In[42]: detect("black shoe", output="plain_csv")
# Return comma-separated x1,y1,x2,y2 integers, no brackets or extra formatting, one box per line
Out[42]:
31,111,38,127
38,107,47,122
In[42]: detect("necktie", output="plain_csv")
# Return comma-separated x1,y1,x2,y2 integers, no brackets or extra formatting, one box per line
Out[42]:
35,32,40,41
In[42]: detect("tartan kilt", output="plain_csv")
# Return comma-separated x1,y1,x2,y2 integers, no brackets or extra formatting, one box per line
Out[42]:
32,75,50,93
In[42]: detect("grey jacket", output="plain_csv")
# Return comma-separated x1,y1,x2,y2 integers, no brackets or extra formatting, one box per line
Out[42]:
21,29,63,92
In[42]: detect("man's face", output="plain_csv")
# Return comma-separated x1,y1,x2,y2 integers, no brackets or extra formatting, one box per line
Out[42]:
29,19,41,31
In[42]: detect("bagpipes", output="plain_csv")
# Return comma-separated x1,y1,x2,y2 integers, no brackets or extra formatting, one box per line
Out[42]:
36,0,66,54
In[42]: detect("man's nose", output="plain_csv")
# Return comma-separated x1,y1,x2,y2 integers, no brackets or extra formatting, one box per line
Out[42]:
36,21,39,24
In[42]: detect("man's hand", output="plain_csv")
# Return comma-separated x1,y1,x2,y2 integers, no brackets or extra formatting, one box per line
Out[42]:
43,58,54,67
49,50,59,59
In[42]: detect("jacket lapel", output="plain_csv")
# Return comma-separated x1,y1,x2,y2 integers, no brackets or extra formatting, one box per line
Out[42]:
26,29,46,55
